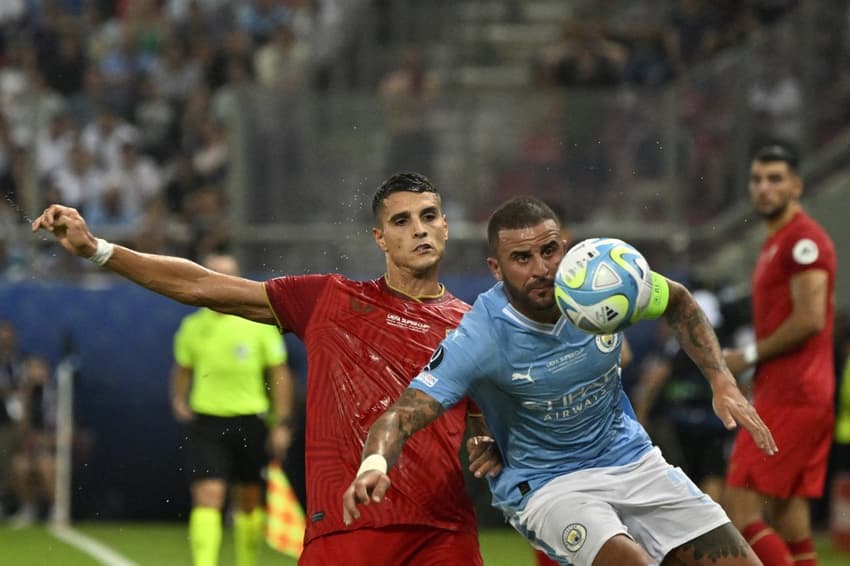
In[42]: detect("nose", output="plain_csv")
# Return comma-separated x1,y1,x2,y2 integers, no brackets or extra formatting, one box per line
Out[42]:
411,218,427,237
530,254,551,277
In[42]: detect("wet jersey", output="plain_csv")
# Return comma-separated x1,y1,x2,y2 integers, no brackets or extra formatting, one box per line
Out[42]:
264,275,477,544
410,282,652,513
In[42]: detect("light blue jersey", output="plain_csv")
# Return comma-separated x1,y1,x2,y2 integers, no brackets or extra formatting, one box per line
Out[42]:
410,283,653,513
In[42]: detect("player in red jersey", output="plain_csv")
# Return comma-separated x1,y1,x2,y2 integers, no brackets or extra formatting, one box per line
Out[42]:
32,172,501,565
722,144,836,566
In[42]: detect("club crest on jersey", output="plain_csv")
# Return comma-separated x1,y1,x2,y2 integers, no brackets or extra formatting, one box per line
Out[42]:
562,523,587,552
792,238,819,265
595,334,620,353
423,346,444,372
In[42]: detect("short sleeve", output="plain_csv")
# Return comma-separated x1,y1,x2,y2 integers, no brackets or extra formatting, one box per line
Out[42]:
173,318,193,367
264,274,331,336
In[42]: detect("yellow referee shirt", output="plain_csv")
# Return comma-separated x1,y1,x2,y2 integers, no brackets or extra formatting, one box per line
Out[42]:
174,309,287,416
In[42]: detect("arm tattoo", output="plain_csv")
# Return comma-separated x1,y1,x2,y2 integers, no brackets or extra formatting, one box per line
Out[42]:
363,388,445,468
666,288,724,374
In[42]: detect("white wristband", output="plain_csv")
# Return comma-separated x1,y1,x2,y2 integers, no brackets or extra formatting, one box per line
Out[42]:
88,238,115,267
357,454,388,476
743,343,758,365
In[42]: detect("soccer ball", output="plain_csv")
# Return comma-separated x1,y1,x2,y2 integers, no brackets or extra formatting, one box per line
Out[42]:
554,238,653,334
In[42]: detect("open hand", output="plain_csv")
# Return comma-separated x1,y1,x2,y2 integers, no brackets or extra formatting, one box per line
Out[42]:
342,470,391,526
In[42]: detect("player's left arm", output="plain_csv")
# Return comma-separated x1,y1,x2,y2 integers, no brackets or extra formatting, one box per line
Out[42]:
267,362,296,461
658,276,777,456
342,387,445,525
465,408,502,479
725,269,829,374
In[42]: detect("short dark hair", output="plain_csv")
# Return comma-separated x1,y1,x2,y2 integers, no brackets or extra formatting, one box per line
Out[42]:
752,143,799,173
371,172,440,225
487,196,560,254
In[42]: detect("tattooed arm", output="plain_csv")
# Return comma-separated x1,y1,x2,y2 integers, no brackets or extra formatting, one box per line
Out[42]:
342,388,445,525
663,279,777,456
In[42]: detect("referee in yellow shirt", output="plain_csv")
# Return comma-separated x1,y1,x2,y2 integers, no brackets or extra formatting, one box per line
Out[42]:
170,254,295,566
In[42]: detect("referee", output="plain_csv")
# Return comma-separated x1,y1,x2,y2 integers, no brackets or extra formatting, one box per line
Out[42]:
170,254,295,566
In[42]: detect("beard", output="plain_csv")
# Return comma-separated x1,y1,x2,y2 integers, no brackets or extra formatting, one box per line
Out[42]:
756,199,790,222
502,277,557,316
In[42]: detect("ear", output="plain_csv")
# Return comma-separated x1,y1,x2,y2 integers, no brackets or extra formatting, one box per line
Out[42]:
372,227,387,252
442,214,448,241
487,256,502,281
791,174,804,198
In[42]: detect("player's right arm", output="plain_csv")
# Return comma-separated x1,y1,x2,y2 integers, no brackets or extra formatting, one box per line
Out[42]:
170,364,194,422
32,204,274,323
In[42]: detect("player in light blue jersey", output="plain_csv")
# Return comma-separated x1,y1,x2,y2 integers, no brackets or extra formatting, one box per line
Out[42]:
343,196,777,565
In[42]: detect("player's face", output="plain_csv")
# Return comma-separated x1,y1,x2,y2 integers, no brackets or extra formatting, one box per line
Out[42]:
487,219,564,323
748,160,802,222
373,191,448,274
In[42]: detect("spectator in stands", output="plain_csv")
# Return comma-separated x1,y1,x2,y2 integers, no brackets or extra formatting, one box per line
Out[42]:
48,141,104,214
531,21,627,87
379,47,440,177
133,73,179,163
664,0,723,75
254,23,310,92
80,105,139,171
149,37,203,105
747,56,803,149
9,355,57,527
35,110,75,182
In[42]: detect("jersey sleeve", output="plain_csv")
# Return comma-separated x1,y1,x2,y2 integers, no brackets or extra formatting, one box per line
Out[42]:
409,313,496,409
264,274,331,337
783,226,833,277
172,315,194,368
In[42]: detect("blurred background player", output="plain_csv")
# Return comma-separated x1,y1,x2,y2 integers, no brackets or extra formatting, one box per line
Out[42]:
9,355,57,528
32,172,500,565
170,253,296,566
633,284,733,502
722,144,837,566
0,320,24,519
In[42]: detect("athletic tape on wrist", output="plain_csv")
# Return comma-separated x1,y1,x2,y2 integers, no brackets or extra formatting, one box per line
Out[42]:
357,454,388,476
88,238,115,267
743,343,758,365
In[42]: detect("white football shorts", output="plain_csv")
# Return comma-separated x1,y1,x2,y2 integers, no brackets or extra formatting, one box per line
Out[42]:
507,447,731,566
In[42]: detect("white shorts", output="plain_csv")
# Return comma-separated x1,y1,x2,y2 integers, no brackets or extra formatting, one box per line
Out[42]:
507,447,730,566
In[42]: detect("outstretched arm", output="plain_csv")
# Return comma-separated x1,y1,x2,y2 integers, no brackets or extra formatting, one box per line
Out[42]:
342,388,444,525
32,204,274,323
663,278,777,456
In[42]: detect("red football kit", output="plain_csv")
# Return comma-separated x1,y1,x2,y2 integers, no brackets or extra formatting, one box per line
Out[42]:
264,274,481,563
727,211,836,498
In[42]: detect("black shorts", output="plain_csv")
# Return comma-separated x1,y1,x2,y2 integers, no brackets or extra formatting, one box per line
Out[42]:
185,414,268,484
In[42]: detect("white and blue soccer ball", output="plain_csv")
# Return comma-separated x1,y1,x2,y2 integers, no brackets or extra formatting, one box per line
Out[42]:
554,238,653,334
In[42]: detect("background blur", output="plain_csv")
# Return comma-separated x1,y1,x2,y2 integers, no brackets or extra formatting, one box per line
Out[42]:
0,0,849,549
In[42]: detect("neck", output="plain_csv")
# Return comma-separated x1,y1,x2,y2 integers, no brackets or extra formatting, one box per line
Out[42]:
765,202,801,234
384,271,443,301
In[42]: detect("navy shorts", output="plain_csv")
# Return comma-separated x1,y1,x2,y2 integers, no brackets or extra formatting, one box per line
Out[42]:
185,413,268,484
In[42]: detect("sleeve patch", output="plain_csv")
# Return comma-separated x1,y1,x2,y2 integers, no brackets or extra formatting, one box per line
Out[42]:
792,238,819,265
413,372,439,388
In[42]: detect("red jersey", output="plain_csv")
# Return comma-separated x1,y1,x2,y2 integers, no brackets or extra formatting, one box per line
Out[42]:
751,211,836,408
264,274,477,544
